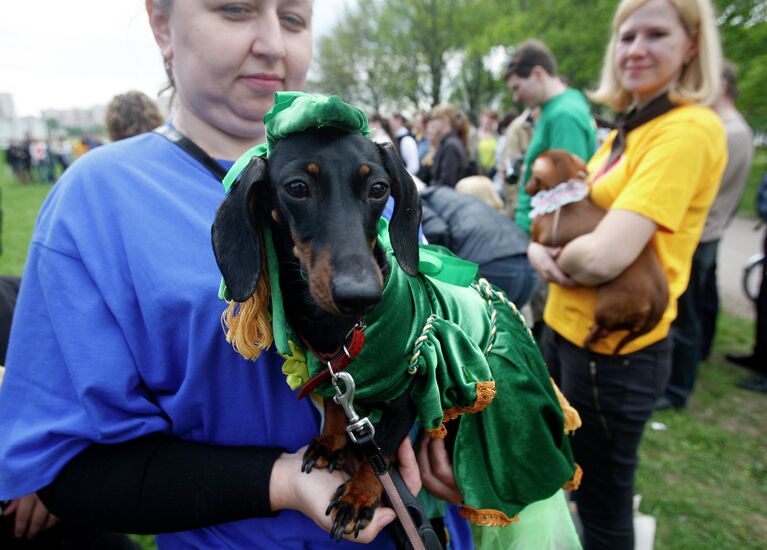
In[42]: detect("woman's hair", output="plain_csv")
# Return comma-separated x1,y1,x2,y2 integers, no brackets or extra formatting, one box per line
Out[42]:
455,176,504,211
430,103,470,151
152,0,176,97
105,91,165,141
589,0,722,111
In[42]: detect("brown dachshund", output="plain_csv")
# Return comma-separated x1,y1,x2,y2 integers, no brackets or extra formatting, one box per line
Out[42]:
526,149,669,355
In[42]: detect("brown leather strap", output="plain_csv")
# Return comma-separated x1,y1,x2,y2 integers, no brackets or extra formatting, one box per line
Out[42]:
379,471,427,550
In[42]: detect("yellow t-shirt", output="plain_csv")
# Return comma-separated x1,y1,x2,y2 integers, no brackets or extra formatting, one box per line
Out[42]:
544,104,727,354
477,135,497,172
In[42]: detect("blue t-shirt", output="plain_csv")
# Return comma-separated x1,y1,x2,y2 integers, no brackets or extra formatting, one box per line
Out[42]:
0,132,397,549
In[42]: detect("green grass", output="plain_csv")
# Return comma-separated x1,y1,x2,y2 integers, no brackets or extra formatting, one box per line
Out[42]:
2,154,765,549
637,313,767,549
0,162,53,275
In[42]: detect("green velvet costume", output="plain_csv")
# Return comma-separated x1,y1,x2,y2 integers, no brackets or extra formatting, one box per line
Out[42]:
276,219,580,527
221,92,582,549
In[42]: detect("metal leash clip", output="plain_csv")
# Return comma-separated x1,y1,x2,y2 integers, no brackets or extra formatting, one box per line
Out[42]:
328,366,375,444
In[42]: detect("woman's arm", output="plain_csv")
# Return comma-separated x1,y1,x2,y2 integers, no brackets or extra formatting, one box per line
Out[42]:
39,434,421,543
557,208,657,286
38,433,283,534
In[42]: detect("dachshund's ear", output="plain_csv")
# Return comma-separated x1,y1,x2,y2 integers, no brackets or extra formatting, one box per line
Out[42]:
525,176,540,196
568,153,588,179
378,141,421,276
529,155,557,194
211,156,270,302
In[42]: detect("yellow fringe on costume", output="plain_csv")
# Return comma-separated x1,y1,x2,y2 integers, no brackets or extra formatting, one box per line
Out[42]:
425,381,496,438
221,270,273,360
563,463,583,491
550,378,582,434
459,504,518,527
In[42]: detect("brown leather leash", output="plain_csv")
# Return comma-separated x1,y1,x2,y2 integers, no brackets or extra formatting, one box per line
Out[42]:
329,370,441,550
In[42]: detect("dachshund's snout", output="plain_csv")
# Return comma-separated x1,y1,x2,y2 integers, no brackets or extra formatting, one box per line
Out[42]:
332,275,382,315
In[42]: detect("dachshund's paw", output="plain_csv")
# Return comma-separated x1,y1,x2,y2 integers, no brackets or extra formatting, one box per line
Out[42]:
326,480,379,541
302,435,347,473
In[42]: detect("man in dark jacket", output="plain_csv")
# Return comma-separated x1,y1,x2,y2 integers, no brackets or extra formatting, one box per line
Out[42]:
420,186,536,306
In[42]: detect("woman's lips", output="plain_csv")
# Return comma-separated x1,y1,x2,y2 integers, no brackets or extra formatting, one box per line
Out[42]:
242,74,283,92
624,65,651,76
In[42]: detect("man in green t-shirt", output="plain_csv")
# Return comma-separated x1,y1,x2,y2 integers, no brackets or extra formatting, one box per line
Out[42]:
504,39,597,234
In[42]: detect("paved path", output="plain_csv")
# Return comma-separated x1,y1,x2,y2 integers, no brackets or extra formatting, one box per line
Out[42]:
717,216,764,320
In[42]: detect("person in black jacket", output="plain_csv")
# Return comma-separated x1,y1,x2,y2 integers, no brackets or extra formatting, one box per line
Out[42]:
424,104,470,188
419,185,536,307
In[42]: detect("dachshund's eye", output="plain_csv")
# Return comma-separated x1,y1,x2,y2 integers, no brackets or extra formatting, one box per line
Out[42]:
369,182,389,199
286,181,309,199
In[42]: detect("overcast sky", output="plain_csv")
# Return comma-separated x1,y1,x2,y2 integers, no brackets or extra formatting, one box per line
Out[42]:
0,0,353,117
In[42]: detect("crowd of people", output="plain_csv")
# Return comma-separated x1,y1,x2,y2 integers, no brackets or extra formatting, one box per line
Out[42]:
4,90,164,187
4,136,75,185
0,0,764,549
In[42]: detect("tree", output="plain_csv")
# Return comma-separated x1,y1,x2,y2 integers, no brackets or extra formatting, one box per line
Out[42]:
311,0,766,130
716,0,767,128
311,0,476,112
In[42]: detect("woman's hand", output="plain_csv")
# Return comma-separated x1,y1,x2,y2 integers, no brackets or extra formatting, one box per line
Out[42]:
269,438,421,543
416,436,463,505
528,242,577,287
2,493,59,539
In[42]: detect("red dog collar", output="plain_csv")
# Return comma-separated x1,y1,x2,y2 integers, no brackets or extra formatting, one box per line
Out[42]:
297,322,366,399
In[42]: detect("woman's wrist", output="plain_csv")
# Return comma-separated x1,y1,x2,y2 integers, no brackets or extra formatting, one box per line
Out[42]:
268,452,297,512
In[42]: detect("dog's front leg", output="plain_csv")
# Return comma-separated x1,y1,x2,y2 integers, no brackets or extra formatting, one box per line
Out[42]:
326,391,416,540
302,400,349,473
327,459,383,540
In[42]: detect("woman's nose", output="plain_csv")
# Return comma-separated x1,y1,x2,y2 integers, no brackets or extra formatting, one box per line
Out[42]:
251,11,286,59
626,35,647,57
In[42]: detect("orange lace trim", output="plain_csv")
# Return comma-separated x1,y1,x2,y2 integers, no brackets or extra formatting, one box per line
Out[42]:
550,377,582,434
425,381,496,439
563,463,583,491
459,504,518,527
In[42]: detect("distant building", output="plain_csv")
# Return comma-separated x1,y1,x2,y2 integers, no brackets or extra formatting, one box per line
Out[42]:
41,105,107,135
1,92,53,144
0,93,20,146
0,91,167,147
18,117,48,140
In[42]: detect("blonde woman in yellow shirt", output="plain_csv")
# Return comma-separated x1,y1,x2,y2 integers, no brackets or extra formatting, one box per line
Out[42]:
527,0,726,548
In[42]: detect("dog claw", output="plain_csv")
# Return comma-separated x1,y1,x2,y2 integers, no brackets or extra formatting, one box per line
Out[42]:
326,480,378,540
301,457,316,473
331,509,351,542
326,484,346,516
303,440,346,474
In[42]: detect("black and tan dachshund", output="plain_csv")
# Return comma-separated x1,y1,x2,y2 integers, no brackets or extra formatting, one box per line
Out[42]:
212,127,423,540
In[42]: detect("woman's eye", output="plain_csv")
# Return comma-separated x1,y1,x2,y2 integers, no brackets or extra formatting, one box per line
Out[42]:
221,4,251,18
369,182,389,199
619,33,635,44
286,181,310,198
280,13,307,30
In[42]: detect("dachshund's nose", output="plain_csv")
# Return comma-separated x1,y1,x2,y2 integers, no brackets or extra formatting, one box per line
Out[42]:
332,276,382,315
